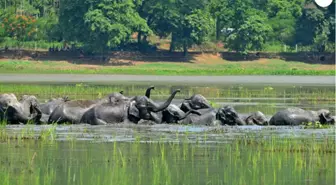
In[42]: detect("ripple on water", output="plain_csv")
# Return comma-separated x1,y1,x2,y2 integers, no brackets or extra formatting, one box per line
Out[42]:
3,124,335,143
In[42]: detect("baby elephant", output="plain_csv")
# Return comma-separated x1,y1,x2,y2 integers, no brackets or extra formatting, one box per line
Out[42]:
269,107,335,126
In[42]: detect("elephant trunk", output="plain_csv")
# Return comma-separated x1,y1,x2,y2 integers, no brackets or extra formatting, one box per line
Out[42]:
145,86,155,98
32,106,42,124
150,89,180,112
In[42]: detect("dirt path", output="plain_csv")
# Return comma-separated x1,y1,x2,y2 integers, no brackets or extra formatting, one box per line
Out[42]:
0,74,334,85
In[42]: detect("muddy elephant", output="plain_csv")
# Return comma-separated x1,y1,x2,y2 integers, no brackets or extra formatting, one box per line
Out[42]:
180,105,268,126
143,87,200,124
180,94,212,112
3,95,41,124
48,92,128,124
39,96,70,123
0,93,19,121
79,88,181,125
269,107,335,125
40,96,70,115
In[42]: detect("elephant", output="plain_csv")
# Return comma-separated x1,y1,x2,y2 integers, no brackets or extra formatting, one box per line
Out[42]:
48,92,128,124
144,86,201,124
0,93,19,122
40,96,70,115
0,93,18,109
79,89,181,125
180,94,212,112
4,95,41,124
216,106,268,126
39,96,70,123
179,105,268,126
269,107,335,126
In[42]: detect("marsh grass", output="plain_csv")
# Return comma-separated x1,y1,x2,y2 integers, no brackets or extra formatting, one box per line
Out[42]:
0,129,334,185
0,83,334,102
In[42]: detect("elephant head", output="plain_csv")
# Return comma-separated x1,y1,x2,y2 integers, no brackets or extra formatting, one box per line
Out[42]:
128,88,180,123
0,93,18,109
180,94,212,112
107,92,128,105
245,111,268,125
317,109,335,124
216,105,245,125
162,104,201,124
20,95,39,114
143,86,200,123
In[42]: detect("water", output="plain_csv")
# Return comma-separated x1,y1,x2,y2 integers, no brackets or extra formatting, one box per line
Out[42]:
0,82,335,115
0,82,335,185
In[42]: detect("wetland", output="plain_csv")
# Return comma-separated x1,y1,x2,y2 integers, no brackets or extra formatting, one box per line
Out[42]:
0,82,335,185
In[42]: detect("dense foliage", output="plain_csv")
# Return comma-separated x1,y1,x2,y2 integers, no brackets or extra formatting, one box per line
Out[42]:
0,0,334,54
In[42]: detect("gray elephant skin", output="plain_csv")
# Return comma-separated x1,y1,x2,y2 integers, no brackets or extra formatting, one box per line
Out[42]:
79,89,180,125
0,94,41,124
269,107,335,125
143,87,201,124
47,92,128,124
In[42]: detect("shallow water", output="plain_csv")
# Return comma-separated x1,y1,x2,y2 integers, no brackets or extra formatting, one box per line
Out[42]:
0,82,335,115
0,82,335,185
1,123,335,185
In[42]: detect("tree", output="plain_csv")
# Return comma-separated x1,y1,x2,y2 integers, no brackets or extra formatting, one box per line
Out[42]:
209,0,233,41
225,11,272,54
172,9,214,56
265,0,304,45
0,7,38,49
59,0,150,53
295,7,328,46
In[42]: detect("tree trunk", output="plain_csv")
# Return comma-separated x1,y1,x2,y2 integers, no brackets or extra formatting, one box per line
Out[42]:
183,40,188,57
169,33,176,52
216,17,220,41
137,31,142,50
142,35,147,43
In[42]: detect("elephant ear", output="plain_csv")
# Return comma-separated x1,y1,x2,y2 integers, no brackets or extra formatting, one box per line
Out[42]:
319,112,333,124
128,101,140,119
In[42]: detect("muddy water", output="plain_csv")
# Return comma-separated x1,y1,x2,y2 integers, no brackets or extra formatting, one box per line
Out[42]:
0,82,335,185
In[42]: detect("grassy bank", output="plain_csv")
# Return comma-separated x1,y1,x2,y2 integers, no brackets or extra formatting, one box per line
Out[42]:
0,58,334,75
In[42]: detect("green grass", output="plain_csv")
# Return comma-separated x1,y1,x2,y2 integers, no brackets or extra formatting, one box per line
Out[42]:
0,125,334,185
0,59,334,75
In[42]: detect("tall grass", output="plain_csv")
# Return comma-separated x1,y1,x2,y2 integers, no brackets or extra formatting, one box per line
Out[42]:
0,129,334,185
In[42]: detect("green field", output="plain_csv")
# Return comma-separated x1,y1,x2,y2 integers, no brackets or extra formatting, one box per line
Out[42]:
0,59,334,75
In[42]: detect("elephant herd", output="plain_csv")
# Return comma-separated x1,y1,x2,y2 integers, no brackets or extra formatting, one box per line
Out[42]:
0,86,335,126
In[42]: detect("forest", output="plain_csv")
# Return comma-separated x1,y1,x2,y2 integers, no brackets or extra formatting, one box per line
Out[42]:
0,0,335,55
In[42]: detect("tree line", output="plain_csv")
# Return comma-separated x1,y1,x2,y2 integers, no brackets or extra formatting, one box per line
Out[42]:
0,0,334,55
